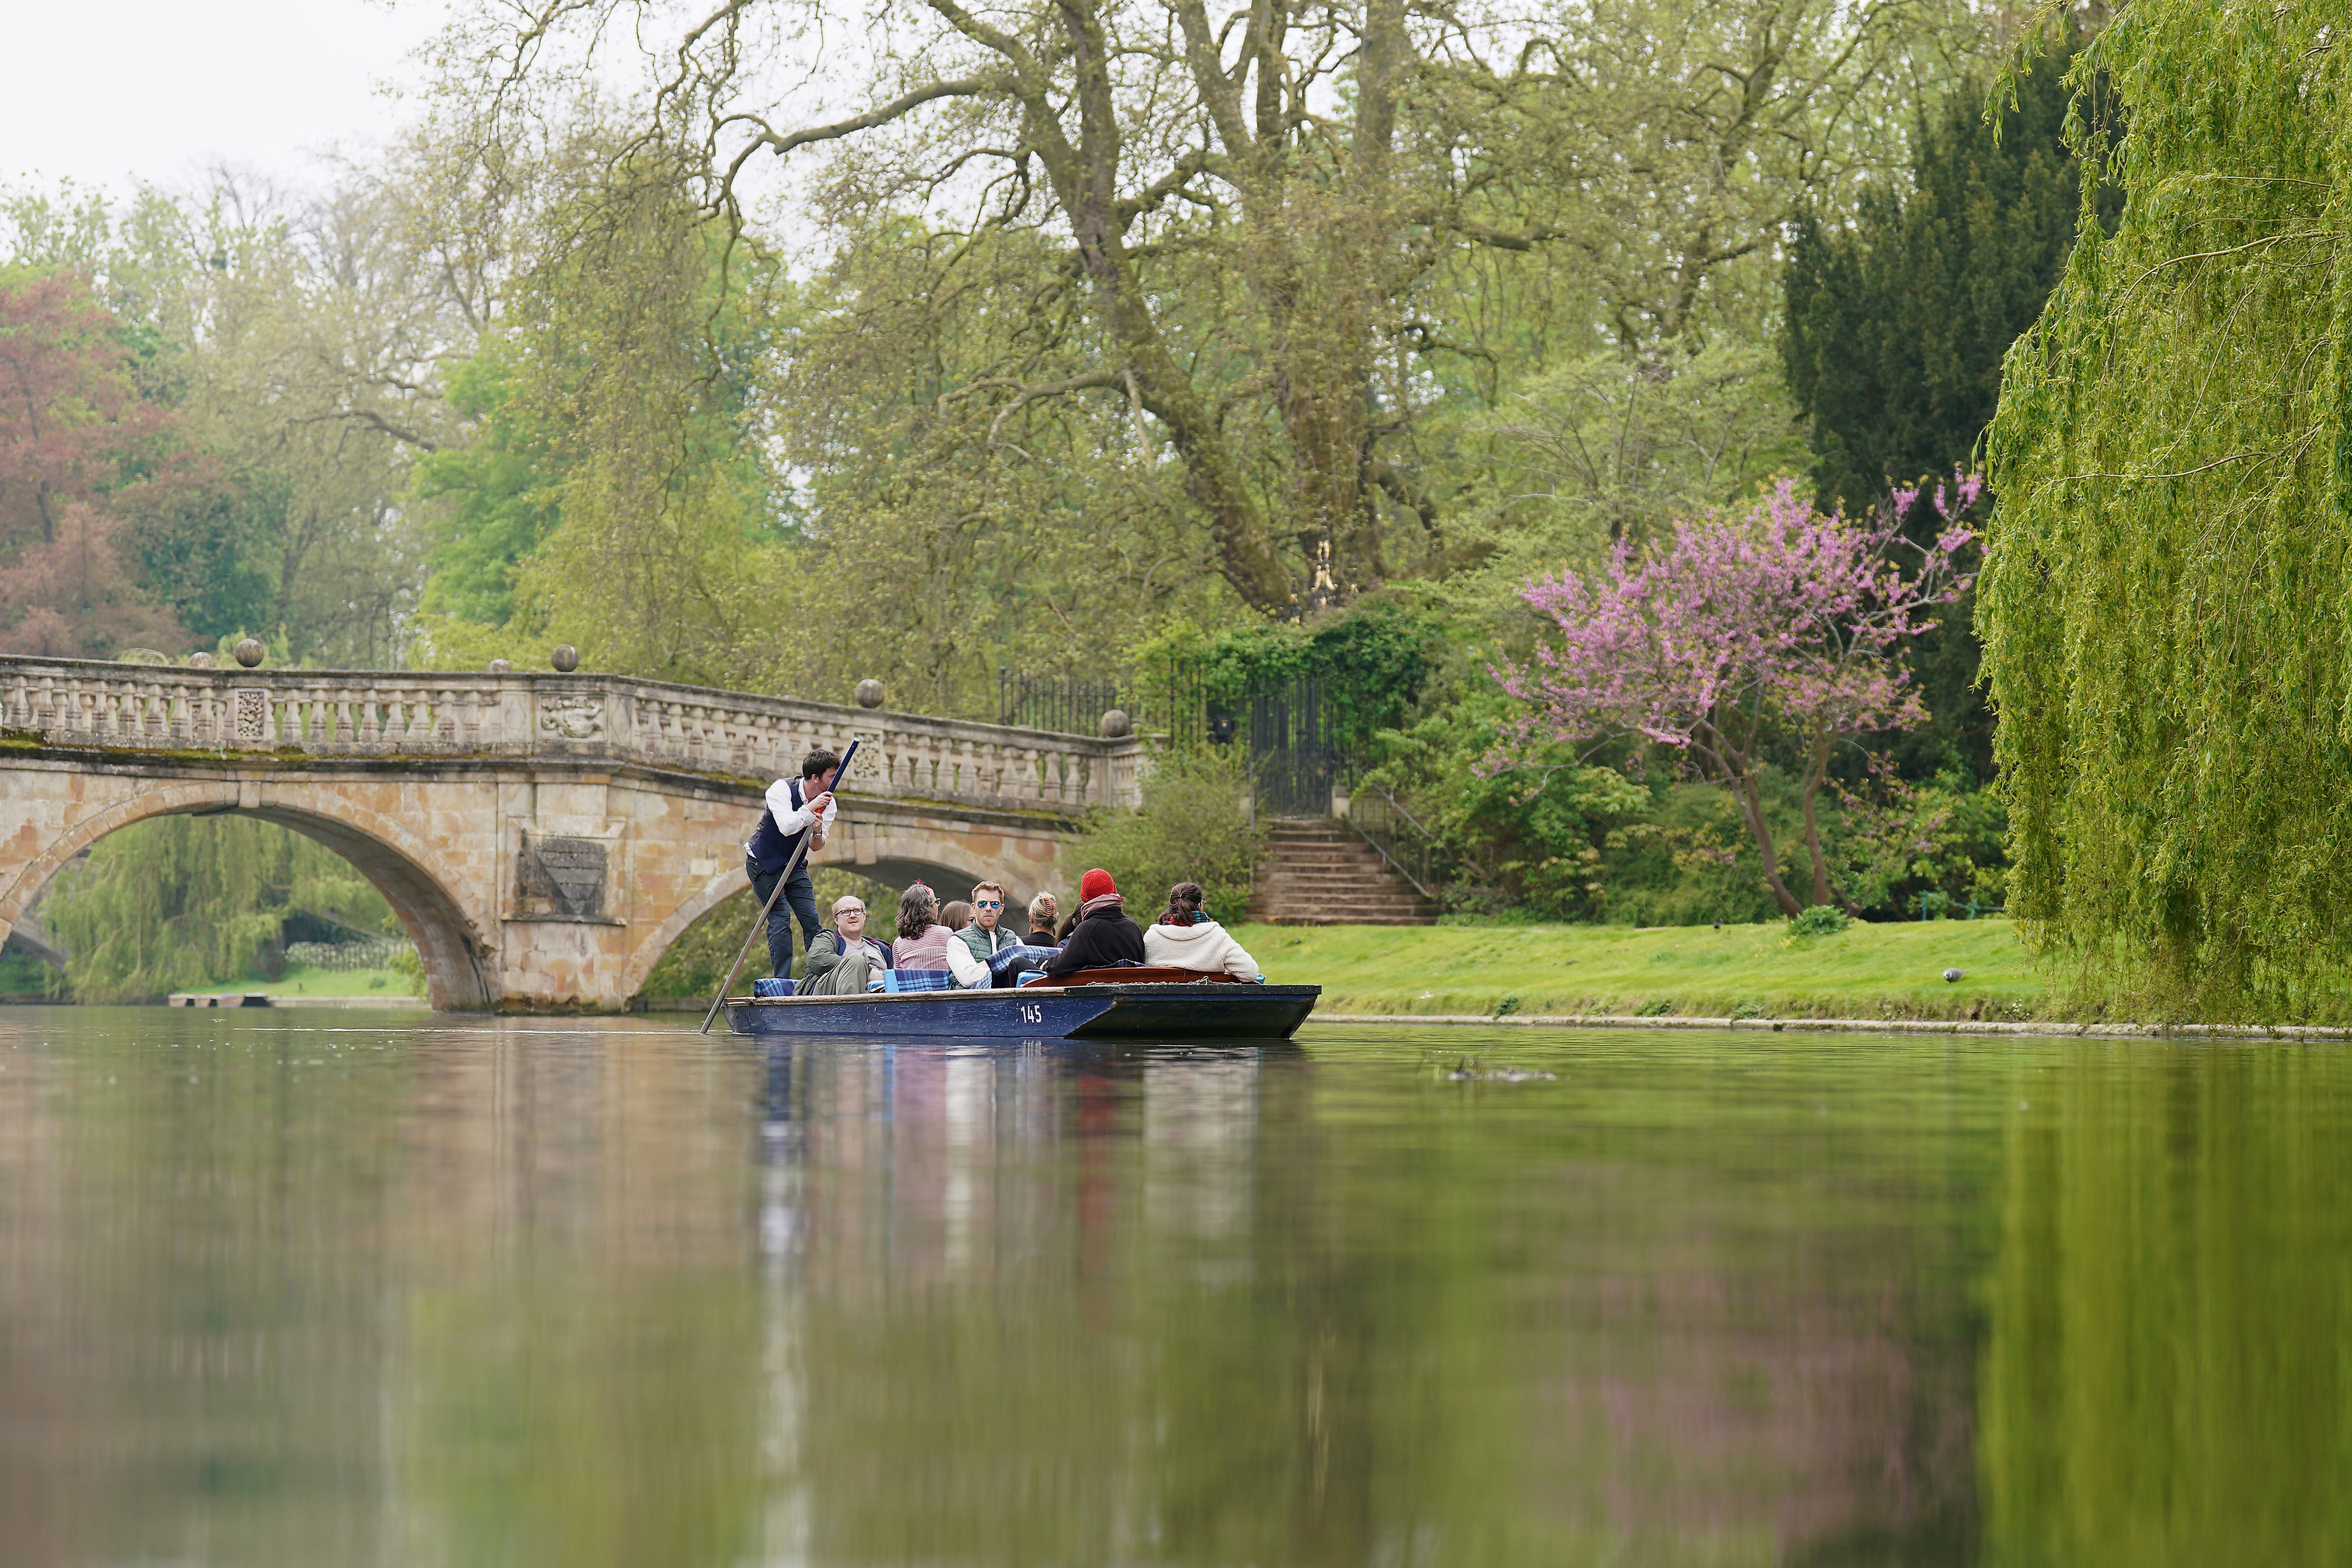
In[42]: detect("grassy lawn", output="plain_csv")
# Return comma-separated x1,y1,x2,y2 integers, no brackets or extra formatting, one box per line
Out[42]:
238,966,426,1002
1232,918,2040,1021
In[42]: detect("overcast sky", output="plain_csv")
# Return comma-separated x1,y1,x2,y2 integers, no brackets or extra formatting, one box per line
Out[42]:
0,0,450,197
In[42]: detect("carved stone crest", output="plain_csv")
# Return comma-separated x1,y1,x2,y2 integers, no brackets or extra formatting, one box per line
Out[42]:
516,832,608,919
233,689,268,743
539,694,603,740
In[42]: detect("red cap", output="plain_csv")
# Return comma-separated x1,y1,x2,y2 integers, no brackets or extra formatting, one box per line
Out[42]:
1079,868,1117,902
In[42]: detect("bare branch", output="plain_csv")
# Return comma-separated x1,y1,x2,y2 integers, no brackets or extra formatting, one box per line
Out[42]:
750,76,1014,160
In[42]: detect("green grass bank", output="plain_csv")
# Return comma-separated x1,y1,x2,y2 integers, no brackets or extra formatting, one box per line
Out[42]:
242,966,426,1002
1235,919,2036,1022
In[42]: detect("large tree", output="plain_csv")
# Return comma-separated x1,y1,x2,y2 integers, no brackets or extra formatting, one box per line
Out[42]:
440,0,1984,613
0,271,189,657
1782,46,2092,516
1982,2,2352,1014
1781,41,2104,779
4,168,475,665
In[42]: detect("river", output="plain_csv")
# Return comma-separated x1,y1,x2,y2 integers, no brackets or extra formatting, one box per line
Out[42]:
0,1007,2342,1566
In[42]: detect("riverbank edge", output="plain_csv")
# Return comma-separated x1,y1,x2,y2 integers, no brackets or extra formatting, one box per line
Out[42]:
1307,1011,2352,1040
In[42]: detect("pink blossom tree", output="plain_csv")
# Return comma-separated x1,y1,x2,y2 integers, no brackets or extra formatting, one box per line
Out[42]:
1491,474,1978,917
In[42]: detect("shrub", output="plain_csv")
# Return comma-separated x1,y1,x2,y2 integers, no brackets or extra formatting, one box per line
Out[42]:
1786,905,1853,937
1062,745,1261,922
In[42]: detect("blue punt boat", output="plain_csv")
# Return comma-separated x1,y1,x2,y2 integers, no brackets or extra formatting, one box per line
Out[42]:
724,976,1320,1041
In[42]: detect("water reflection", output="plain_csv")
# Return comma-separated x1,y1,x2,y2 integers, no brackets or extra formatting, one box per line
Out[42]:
0,1012,2345,1565
1979,1045,2352,1566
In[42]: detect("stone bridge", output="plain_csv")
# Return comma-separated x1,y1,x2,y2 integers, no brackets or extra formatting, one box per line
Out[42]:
0,658,1144,1011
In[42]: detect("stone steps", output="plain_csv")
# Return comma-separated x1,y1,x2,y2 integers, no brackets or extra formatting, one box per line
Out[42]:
1250,818,1439,926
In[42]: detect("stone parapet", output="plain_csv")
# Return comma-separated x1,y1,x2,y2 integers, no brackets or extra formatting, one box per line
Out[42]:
0,657,1144,812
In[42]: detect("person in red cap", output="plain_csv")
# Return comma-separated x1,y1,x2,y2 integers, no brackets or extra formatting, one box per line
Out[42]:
1042,867,1146,977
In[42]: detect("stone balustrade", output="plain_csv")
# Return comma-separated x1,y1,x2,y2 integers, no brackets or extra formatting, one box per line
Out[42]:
0,658,1143,814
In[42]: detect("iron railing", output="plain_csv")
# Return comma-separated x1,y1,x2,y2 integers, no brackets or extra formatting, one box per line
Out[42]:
1344,782,1443,904
997,670,1137,737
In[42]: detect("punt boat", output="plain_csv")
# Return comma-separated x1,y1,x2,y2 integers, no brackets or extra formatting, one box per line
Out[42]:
724,967,1320,1041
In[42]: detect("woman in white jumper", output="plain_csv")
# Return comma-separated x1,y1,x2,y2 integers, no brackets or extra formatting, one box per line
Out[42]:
1141,882,1260,980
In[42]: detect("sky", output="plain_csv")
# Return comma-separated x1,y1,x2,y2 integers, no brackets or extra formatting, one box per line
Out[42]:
0,0,451,197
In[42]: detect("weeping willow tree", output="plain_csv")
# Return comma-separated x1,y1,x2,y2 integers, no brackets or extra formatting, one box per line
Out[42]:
42,817,399,1002
1982,4,2352,1016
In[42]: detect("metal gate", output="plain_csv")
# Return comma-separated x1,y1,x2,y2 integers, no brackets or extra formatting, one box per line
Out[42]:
1218,676,1335,818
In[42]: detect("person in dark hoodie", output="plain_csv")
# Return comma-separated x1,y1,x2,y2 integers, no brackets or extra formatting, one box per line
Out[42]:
1042,867,1145,977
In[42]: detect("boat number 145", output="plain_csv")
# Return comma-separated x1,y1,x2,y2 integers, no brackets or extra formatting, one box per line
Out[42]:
1019,1003,1042,1024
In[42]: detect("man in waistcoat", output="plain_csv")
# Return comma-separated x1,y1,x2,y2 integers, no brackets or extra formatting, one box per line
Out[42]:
745,748,840,980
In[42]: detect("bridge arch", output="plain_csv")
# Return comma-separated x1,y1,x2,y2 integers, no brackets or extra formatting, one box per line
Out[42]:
0,783,494,1010
618,863,748,1004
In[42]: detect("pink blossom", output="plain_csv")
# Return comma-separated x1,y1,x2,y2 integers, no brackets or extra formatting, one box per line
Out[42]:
1489,474,1975,915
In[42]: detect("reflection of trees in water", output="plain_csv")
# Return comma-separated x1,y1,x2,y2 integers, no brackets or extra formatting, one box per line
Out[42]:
0,1020,767,1568
1982,1046,2352,1565
24,1024,2341,1565
772,1040,1989,1566
401,1032,765,1568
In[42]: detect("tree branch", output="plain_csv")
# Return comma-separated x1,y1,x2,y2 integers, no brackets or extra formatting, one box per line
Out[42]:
980,370,1123,447
749,76,1013,160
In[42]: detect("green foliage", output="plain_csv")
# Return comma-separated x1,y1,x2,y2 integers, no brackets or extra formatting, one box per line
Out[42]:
1062,747,1262,926
1434,341,1808,615
1596,781,1792,929
452,161,786,690
4,171,446,666
0,942,62,998
1981,2,2352,1016
1825,764,2007,919
1361,686,1651,920
412,345,561,628
1783,52,2096,516
1782,48,2102,782
1786,905,1853,937
1149,600,1444,752
774,221,1238,720
116,468,280,645
42,816,399,1002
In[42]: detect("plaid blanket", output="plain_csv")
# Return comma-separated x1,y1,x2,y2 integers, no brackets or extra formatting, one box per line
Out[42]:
883,968,956,993
752,977,797,998
986,944,1060,983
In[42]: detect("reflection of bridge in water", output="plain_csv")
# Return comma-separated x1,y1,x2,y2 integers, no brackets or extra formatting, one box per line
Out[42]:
0,657,1144,1010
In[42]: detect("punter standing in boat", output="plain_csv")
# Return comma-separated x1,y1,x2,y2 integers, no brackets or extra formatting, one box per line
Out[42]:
1042,868,1145,978
745,748,840,980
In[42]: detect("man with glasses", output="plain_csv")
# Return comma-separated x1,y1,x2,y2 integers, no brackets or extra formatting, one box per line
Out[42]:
956,880,1051,987
955,882,1022,961
802,893,893,995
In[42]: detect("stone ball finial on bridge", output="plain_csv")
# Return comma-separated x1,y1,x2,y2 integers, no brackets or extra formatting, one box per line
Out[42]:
855,679,885,709
1098,708,1132,739
487,658,512,674
552,645,580,673
234,639,265,669
187,652,216,669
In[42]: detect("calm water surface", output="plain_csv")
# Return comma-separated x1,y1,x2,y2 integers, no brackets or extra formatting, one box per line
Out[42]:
0,1007,2344,1566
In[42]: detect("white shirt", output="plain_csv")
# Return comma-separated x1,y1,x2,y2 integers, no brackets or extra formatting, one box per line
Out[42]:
1142,919,1260,980
944,936,991,989
763,777,839,841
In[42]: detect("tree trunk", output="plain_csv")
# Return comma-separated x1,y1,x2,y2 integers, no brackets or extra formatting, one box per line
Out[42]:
1043,0,1295,610
1722,760,1806,918
1798,737,1845,912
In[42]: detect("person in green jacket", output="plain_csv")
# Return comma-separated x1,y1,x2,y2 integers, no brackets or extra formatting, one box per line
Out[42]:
956,881,1025,969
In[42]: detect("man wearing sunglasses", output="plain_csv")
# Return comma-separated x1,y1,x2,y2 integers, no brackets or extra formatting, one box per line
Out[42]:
956,880,1049,987
954,882,1022,960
